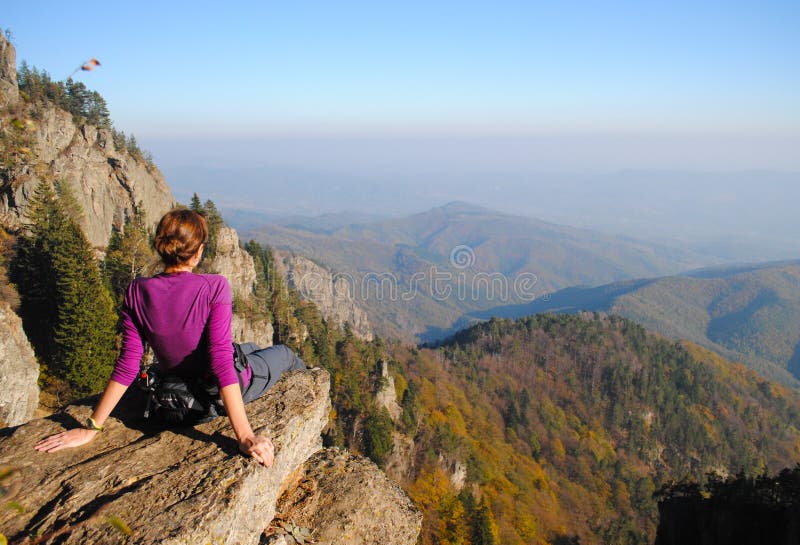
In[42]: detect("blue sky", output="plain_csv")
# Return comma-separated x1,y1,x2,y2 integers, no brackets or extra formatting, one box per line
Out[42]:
3,2,800,258
4,1,798,141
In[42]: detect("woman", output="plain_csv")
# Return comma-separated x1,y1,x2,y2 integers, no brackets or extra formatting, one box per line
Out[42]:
34,209,306,467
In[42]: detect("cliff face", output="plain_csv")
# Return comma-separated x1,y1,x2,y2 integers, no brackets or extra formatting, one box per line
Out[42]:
0,34,18,108
211,226,273,348
273,249,373,341
0,35,176,249
0,369,421,545
0,106,176,249
375,360,402,421
0,300,38,426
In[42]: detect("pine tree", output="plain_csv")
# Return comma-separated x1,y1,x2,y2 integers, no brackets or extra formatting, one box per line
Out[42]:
85,91,111,128
469,497,499,545
189,193,204,213
243,240,275,323
51,220,118,395
126,134,142,159
64,79,91,122
0,227,20,310
12,181,64,364
12,181,118,397
203,198,224,260
244,240,274,304
271,272,302,349
363,406,395,467
110,127,126,152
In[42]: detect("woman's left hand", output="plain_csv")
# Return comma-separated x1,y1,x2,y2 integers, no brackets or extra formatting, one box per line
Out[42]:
34,428,98,453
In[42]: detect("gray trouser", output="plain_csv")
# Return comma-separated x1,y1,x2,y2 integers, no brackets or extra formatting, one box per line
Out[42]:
239,344,308,404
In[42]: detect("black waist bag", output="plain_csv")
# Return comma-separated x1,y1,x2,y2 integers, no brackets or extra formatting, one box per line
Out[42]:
138,343,251,426
138,369,219,426
154,374,217,425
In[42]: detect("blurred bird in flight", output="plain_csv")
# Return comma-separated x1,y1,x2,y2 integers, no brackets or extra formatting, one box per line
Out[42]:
67,58,101,79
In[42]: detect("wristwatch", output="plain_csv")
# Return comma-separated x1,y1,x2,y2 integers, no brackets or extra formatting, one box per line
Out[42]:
84,417,105,431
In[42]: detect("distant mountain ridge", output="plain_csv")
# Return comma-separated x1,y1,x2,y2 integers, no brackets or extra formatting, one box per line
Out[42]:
246,200,722,341
222,207,388,234
473,260,800,387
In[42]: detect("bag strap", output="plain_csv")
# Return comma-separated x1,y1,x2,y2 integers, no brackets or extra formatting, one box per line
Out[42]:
233,343,249,391
232,343,270,390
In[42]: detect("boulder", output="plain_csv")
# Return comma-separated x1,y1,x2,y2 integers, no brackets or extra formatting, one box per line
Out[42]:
0,369,330,544
0,300,39,426
265,448,422,545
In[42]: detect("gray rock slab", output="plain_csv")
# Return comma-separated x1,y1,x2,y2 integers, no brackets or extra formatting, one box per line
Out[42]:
0,369,330,545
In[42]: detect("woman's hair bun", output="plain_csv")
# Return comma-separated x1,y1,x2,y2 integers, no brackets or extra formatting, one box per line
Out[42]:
154,209,208,266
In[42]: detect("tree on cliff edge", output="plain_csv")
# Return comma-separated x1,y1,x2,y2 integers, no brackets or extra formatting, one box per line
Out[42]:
12,181,118,397
103,206,155,305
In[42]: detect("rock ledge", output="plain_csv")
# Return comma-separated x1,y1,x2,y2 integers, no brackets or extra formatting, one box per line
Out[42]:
0,370,330,544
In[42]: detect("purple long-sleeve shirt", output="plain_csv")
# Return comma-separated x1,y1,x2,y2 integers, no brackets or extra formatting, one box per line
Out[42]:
110,272,250,389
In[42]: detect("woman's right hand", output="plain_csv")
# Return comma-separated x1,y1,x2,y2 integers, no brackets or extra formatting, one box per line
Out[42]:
34,428,98,453
239,435,274,467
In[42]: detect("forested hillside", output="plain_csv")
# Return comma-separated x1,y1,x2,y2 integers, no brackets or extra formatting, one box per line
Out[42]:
474,261,800,387
386,314,800,544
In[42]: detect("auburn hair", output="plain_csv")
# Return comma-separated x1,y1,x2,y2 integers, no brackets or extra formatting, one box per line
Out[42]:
153,209,208,266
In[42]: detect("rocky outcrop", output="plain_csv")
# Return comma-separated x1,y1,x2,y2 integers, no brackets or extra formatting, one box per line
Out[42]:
0,369,422,545
212,226,273,348
375,360,402,422
273,250,373,341
1,108,176,249
438,454,468,492
0,36,176,249
0,300,38,426
0,370,330,544
266,448,422,545
385,432,416,484
231,313,274,348
0,34,19,108
211,226,257,299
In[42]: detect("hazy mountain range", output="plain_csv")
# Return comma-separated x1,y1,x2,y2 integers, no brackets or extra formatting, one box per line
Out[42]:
169,160,800,263
238,201,800,388
242,201,725,341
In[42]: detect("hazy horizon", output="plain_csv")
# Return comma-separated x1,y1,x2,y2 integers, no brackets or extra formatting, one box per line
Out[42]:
157,154,800,264
4,2,798,263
